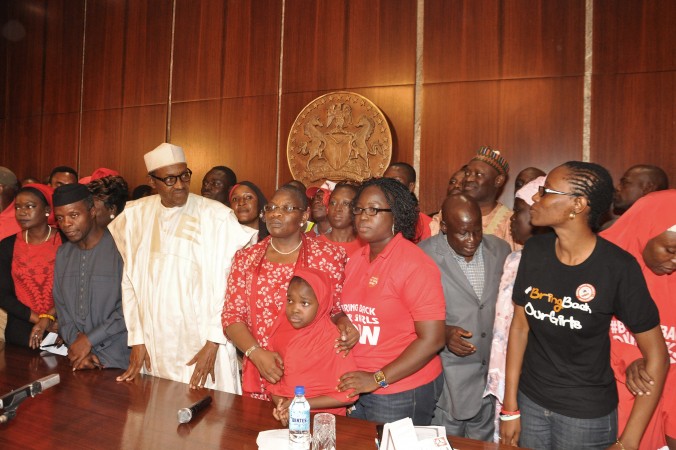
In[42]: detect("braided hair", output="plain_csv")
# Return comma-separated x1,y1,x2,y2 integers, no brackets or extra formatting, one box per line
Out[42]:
561,161,613,232
356,177,419,241
87,175,129,214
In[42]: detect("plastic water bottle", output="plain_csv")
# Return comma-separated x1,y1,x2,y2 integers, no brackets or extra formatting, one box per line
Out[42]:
288,385,311,449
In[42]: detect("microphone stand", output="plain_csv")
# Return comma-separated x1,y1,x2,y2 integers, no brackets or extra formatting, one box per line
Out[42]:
0,374,60,424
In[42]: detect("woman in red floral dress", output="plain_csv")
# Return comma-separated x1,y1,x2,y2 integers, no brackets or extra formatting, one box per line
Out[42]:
222,183,357,399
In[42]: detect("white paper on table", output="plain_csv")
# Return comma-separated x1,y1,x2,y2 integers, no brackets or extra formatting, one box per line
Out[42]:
419,435,454,450
256,429,289,450
39,332,68,356
380,418,454,450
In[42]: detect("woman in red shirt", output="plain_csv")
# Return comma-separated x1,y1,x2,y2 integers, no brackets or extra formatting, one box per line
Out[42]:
0,184,62,348
317,182,365,258
337,177,446,425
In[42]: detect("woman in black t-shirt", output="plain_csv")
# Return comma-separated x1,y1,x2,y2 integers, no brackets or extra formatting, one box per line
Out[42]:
500,162,668,450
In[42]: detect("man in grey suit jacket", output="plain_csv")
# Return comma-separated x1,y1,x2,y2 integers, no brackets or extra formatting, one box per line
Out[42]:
52,183,130,370
419,194,510,441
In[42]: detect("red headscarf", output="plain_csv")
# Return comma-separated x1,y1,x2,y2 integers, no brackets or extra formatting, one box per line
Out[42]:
21,183,56,226
266,267,357,413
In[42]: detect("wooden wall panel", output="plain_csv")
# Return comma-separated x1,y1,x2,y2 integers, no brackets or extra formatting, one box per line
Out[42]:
278,86,414,187
83,0,172,110
283,0,416,93
420,77,583,213
172,0,226,102
38,113,80,179
42,0,84,114
79,105,167,190
170,96,278,198
591,72,676,186
2,117,43,180
594,0,676,74
0,120,5,163
0,2,7,119
425,0,585,83
172,0,281,102
170,100,221,184
5,0,46,118
222,0,281,98
1,0,675,215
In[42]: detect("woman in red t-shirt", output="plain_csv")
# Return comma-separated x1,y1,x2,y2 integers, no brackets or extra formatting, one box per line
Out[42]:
317,182,365,258
0,184,62,348
337,177,446,425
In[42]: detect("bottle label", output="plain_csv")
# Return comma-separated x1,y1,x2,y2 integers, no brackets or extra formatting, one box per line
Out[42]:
289,412,310,432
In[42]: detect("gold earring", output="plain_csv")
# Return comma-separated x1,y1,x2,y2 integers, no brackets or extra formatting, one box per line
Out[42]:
569,211,576,219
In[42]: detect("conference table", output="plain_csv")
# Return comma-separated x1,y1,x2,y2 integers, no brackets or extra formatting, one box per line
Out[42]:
0,343,521,449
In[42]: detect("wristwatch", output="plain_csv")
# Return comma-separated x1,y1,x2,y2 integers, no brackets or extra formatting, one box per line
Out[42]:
374,370,389,389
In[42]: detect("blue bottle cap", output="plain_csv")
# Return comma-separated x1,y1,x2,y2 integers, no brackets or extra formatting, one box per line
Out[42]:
294,386,305,395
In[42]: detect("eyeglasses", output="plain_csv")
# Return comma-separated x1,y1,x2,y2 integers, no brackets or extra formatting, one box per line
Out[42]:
150,169,192,186
352,206,392,216
263,204,305,214
538,186,579,198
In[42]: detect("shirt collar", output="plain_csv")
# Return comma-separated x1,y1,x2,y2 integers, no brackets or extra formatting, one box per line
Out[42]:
362,232,404,262
445,237,484,264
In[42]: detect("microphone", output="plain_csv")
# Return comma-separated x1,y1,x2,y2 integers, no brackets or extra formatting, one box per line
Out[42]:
177,395,212,424
0,374,60,423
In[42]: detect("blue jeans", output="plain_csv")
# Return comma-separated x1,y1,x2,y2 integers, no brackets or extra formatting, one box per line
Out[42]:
518,391,617,450
348,374,443,425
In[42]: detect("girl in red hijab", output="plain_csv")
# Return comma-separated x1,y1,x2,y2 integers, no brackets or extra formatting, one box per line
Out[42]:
267,267,358,424
601,189,676,450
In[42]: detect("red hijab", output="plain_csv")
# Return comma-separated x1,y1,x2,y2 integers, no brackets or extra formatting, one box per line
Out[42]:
21,183,56,226
266,267,357,413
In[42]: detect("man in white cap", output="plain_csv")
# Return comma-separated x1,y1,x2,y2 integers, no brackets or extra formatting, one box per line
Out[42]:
109,143,256,393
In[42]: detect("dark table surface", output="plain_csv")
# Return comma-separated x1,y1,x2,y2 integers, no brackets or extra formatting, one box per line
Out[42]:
0,342,520,449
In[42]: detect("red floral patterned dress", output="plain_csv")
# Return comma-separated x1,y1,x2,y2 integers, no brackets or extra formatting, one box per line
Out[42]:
222,235,346,399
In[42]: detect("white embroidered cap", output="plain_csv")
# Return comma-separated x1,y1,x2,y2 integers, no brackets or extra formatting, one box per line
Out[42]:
144,143,186,172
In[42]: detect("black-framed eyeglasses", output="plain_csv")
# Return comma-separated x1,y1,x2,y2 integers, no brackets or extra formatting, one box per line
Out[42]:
263,204,305,214
150,169,193,186
538,186,579,198
352,206,392,216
